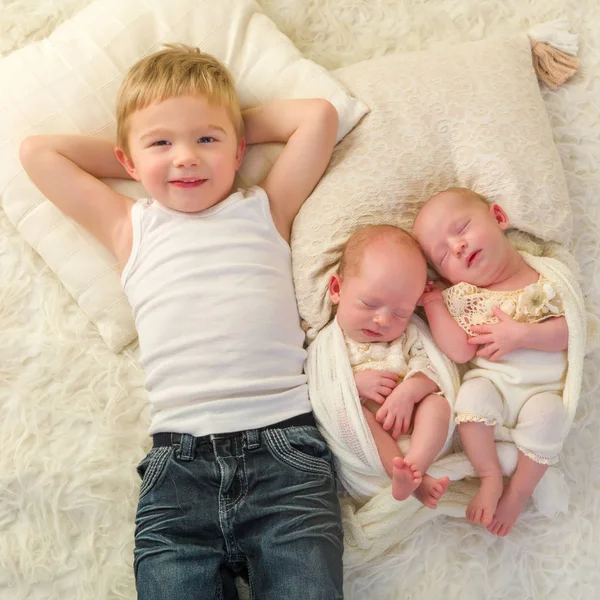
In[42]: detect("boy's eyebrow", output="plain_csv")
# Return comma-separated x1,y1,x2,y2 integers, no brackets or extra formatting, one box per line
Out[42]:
205,124,228,134
139,124,227,141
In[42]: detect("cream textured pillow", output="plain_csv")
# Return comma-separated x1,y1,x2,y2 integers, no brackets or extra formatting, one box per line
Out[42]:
0,0,367,352
291,34,572,339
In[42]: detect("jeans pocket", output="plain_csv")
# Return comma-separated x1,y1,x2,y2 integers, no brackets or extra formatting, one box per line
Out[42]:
263,427,333,477
136,446,172,499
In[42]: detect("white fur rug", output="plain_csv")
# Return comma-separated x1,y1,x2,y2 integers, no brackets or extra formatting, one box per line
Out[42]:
1,1,599,599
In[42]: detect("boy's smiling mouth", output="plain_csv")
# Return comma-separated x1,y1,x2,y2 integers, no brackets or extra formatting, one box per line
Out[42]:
170,178,207,188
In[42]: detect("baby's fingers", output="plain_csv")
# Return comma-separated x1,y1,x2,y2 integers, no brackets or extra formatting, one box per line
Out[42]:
391,422,403,440
370,392,386,404
372,390,388,403
467,334,493,345
378,371,399,383
401,416,411,434
476,343,497,358
382,413,396,432
470,324,491,334
488,349,505,362
375,405,388,423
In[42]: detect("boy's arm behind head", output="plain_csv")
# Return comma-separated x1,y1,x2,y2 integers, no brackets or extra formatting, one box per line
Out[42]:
19,135,135,267
243,99,338,243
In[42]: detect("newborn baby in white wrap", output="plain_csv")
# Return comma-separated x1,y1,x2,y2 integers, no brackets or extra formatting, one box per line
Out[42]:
328,225,452,508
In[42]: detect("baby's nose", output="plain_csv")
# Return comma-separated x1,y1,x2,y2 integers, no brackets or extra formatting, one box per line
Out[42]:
374,312,390,327
452,239,466,256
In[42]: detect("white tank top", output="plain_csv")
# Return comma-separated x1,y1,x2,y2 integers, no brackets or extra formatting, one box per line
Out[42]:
121,186,310,436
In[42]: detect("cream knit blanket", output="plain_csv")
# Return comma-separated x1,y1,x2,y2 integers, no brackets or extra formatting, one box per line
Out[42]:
307,252,588,565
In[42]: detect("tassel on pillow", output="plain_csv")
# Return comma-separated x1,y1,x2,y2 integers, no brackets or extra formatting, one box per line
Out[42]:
528,17,580,89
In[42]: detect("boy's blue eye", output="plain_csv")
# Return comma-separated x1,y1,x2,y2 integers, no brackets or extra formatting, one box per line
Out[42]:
152,140,170,147
198,136,215,143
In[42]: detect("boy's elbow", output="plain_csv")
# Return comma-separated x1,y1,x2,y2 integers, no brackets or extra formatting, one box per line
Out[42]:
312,99,339,136
19,136,38,165
317,98,338,120
19,135,47,168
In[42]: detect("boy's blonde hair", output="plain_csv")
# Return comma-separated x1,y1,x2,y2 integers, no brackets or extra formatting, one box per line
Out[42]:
116,44,244,156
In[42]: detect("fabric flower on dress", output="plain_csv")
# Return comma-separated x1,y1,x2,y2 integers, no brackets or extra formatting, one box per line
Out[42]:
517,283,559,318
542,283,560,314
499,298,517,317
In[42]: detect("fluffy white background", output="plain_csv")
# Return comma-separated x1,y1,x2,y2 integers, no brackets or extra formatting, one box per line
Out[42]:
0,0,599,599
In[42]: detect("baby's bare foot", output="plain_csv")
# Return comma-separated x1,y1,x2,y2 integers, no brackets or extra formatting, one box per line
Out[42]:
391,457,422,501
413,475,450,509
487,486,530,537
466,474,503,526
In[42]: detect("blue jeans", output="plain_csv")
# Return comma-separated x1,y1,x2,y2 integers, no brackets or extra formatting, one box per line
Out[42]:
134,418,344,599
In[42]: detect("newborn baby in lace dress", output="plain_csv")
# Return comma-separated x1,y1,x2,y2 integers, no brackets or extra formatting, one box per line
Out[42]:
413,187,568,537
329,224,451,507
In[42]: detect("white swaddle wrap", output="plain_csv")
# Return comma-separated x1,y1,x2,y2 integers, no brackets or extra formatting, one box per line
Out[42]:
307,314,459,501
307,253,587,565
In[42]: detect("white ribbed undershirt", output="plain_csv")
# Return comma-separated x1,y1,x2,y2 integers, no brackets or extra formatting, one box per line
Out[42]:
121,186,310,436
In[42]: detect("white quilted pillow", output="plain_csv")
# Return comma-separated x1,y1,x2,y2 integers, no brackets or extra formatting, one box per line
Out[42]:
0,0,367,352
291,34,572,339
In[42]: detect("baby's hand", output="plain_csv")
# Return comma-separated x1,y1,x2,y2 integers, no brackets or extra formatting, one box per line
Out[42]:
354,370,399,405
376,387,415,439
467,307,526,361
418,280,445,307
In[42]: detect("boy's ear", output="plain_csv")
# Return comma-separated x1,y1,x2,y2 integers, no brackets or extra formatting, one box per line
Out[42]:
235,137,246,170
489,203,509,230
115,147,140,181
329,273,342,304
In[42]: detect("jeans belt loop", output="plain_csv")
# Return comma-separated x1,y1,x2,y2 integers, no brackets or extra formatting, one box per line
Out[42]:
178,433,196,461
246,428,260,450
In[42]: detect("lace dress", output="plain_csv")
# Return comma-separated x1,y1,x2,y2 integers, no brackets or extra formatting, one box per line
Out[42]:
442,276,565,335
442,276,568,464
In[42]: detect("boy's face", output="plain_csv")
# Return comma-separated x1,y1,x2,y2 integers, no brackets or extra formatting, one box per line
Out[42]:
117,95,245,213
413,191,510,287
329,243,426,344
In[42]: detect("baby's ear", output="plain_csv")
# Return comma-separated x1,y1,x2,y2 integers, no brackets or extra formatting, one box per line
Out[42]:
490,203,509,229
329,273,342,304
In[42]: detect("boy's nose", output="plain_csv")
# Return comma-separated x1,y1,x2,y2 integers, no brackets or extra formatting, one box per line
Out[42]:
174,147,200,167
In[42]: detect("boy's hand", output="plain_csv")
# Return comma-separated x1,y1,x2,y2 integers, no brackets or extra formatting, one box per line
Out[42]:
467,307,525,361
418,280,445,307
354,370,398,404
376,385,415,440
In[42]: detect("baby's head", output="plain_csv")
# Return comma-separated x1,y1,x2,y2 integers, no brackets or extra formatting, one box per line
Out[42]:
329,225,427,344
413,187,513,287
114,44,245,213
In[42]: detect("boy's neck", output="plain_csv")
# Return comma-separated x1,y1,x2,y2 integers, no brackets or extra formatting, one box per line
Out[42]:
153,184,236,214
